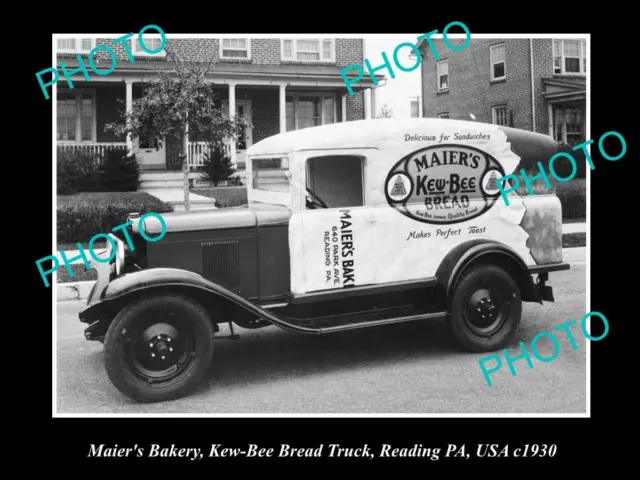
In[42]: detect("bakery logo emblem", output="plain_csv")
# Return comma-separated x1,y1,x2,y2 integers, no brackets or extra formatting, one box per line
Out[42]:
385,144,506,225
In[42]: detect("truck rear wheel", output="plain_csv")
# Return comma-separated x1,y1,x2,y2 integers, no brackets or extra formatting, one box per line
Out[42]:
103,294,215,403
448,264,522,352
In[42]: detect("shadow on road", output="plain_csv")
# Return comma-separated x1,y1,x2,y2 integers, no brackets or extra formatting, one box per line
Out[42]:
199,319,462,392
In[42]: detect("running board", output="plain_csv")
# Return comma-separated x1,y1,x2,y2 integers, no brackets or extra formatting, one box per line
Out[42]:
314,311,449,334
241,298,451,335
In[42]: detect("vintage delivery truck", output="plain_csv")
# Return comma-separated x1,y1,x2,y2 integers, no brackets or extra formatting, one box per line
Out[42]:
78,118,570,403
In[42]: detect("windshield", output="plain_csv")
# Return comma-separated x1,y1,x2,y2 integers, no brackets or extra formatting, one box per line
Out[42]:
251,158,290,193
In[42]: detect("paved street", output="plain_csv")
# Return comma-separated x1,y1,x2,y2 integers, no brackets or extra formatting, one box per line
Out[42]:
56,264,587,414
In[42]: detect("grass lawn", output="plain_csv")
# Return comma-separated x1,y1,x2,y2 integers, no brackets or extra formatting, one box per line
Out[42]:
191,186,247,208
562,233,586,248
57,191,168,206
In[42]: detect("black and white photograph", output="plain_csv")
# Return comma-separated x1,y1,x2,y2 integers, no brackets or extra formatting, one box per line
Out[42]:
50,32,590,416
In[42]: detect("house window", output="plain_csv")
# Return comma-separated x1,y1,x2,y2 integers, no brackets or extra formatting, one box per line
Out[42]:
285,93,337,131
438,113,450,119
492,105,508,126
490,43,506,80
436,60,449,91
410,100,419,118
57,37,95,54
132,35,166,56
282,39,335,62
56,90,96,142
220,38,250,59
554,106,584,146
553,39,587,75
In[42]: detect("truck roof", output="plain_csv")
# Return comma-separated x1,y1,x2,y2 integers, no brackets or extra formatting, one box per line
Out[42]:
246,118,558,169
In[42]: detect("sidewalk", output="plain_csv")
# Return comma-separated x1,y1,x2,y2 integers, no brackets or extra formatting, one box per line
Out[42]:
563,222,586,234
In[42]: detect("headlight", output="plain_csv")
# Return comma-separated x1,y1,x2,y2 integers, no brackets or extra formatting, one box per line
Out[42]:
107,233,125,276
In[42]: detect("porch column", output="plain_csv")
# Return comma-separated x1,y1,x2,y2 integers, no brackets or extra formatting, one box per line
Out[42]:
279,84,287,133
125,79,133,154
228,83,237,167
341,94,347,122
364,88,372,119
370,87,376,118
548,103,554,138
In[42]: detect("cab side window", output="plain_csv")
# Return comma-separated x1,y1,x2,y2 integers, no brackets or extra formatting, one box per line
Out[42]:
305,155,364,209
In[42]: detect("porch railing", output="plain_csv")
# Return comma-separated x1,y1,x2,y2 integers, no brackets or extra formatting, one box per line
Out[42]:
187,142,234,170
57,141,241,172
187,142,211,170
57,142,127,159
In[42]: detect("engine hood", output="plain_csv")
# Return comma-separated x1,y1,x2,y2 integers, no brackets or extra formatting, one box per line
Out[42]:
132,203,293,236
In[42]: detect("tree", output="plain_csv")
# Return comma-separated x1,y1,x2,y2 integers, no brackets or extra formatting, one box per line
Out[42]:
376,104,394,118
105,47,248,211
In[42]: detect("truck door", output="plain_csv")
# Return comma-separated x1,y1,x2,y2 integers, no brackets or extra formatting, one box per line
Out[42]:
288,154,378,295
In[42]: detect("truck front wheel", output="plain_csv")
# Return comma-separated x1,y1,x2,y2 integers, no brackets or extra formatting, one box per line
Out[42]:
103,294,215,403
448,264,522,353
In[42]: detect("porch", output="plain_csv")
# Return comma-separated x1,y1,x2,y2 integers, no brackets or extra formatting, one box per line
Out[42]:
542,77,586,147
56,76,375,188
57,141,228,175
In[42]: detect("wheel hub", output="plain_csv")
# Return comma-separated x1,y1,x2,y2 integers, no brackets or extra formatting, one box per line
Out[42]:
475,297,497,325
147,333,176,361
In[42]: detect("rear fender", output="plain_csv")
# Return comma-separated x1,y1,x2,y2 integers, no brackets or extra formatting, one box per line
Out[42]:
79,268,318,335
434,239,539,308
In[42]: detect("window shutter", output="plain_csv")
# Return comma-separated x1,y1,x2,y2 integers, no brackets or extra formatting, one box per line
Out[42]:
322,39,332,61
283,40,293,59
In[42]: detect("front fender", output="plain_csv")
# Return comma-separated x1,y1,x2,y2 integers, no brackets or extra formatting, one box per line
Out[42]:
435,239,539,306
102,268,226,300
79,268,319,335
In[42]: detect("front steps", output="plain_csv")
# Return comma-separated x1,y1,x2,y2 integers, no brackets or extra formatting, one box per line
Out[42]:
140,171,184,190
139,170,249,212
142,187,218,212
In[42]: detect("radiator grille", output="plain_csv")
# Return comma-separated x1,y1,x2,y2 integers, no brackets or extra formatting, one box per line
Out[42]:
201,240,240,288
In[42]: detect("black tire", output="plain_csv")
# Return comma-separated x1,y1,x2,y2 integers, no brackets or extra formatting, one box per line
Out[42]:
448,264,522,352
103,294,215,403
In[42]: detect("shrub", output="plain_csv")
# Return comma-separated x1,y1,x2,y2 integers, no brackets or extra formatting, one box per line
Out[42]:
201,145,236,186
554,143,587,180
555,179,586,220
97,148,140,191
57,192,174,245
57,149,101,194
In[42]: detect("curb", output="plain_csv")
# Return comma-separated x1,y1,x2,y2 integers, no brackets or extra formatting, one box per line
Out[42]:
56,247,587,302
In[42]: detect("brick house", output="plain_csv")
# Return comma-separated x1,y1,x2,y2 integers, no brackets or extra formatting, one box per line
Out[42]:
416,37,587,147
55,36,379,188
